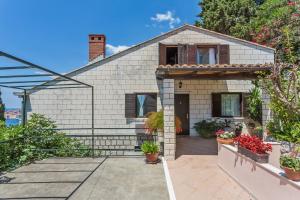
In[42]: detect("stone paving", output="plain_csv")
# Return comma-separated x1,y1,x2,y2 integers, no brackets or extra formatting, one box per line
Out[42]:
167,136,254,200
0,157,169,200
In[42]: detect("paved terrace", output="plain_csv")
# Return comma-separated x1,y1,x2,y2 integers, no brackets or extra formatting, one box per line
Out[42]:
167,136,254,200
0,157,169,200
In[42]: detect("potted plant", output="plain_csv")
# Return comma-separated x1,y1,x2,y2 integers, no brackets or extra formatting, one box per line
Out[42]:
141,141,159,163
234,135,272,163
215,129,235,145
193,120,224,138
280,154,300,181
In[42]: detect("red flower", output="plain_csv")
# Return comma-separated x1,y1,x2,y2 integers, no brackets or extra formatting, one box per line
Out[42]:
234,135,272,154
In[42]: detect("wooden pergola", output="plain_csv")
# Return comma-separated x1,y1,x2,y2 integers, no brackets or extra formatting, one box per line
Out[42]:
156,64,273,80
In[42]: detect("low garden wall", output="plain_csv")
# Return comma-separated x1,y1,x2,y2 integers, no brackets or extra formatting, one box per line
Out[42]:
218,144,300,200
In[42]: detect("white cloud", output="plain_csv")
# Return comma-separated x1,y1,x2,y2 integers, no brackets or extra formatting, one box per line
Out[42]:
151,11,181,28
106,44,131,55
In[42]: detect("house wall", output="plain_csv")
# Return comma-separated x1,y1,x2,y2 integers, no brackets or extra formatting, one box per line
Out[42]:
25,28,274,145
174,79,254,136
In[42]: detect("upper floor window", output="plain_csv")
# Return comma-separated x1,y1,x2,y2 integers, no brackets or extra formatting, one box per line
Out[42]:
159,43,230,65
196,47,217,64
166,46,178,65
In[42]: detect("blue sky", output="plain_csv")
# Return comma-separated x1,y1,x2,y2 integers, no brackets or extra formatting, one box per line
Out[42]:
0,0,200,108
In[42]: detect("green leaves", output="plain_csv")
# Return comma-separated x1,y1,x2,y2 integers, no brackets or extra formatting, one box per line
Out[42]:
0,113,90,172
280,155,300,171
141,141,159,154
247,84,262,123
196,0,257,40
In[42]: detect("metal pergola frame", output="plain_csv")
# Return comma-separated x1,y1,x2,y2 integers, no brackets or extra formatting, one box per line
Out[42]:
0,51,95,156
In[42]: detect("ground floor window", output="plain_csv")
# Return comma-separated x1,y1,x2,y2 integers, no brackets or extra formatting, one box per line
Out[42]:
221,94,241,117
212,93,242,117
136,94,157,117
125,93,157,118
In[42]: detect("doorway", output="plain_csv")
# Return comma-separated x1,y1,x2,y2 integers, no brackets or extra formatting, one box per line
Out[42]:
175,94,190,135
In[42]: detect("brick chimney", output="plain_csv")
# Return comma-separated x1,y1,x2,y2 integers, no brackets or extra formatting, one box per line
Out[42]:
89,34,106,61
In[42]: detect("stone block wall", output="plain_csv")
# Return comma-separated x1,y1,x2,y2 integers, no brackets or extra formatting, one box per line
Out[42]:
163,79,175,160
70,134,156,156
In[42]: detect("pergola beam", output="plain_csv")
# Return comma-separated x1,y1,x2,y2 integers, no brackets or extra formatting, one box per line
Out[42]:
0,66,34,70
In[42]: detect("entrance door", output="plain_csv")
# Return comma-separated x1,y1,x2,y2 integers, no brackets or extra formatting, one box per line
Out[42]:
175,94,190,135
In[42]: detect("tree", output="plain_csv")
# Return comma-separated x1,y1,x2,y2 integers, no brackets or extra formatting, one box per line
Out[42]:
259,62,300,151
0,89,5,122
250,0,300,63
196,0,257,40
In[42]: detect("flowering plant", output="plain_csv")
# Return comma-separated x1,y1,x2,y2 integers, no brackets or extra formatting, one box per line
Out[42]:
234,135,272,154
215,129,235,139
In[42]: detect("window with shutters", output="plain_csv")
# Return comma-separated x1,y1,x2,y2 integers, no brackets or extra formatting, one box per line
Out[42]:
212,93,244,117
159,43,229,65
196,47,217,64
125,93,157,118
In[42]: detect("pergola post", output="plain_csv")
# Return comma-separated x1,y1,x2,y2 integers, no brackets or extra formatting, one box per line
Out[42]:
163,79,176,160
22,89,27,126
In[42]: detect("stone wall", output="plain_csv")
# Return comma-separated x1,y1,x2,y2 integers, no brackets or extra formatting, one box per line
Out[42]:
71,134,156,156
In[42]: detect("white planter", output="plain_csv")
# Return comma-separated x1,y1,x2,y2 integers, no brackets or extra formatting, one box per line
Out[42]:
218,144,300,200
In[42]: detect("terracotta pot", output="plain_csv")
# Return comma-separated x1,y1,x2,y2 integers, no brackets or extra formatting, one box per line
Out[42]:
282,166,300,181
238,146,269,163
216,137,234,145
145,153,159,163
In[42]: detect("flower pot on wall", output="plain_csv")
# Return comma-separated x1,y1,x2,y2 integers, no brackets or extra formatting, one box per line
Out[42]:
238,146,269,163
282,167,300,181
217,137,234,145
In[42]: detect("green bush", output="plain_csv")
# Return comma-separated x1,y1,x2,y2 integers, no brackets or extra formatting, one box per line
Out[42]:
141,141,159,154
0,113,91,172
280,155,300,172
193,120,225,138
247,84,262,123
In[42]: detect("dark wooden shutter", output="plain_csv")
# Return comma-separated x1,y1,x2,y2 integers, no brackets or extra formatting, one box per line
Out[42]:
212,93,221,117
242,93,250,117
159,43,166,65
125,94,136,118
219,45,230,64
187,45,197,65
178,44,187,65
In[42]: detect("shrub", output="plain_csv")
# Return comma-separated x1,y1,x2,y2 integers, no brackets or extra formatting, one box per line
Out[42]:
194,120,225,138
247,84,262,123
235,135,272,154
0,113,90,172
141,141,159,154
144,110,182,134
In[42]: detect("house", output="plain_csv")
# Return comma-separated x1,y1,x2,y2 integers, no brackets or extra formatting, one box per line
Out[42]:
23,24,275,160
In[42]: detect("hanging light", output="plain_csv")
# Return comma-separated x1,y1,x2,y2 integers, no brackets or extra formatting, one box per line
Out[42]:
179,81,183,88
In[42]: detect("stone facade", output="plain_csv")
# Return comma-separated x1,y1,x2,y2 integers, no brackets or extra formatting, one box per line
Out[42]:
163,79,176,160
24,25,275,160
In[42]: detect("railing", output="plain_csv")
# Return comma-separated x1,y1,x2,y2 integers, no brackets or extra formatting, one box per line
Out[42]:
0,127,158,172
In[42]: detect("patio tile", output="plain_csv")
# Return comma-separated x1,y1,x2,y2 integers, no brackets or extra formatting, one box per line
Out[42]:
0,182,78,199
168,136,254,200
